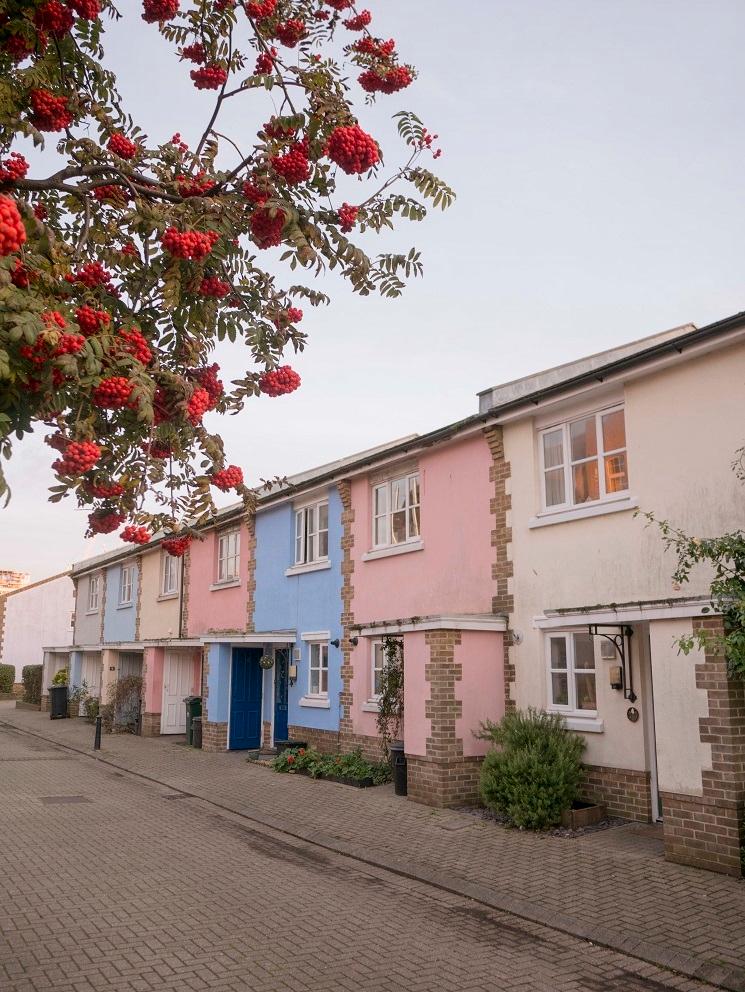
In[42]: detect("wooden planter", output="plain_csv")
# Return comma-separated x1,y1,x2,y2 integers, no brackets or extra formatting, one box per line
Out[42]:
560,801,607,829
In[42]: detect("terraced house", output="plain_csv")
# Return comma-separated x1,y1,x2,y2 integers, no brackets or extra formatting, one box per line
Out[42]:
37,311,745,877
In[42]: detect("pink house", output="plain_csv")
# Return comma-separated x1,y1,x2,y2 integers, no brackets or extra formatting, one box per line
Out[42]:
341,427,509,806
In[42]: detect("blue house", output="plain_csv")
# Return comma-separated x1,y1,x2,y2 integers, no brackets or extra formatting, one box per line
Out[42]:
254,485,344,749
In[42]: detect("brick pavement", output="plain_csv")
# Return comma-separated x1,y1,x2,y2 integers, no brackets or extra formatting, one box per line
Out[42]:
2,703,744,992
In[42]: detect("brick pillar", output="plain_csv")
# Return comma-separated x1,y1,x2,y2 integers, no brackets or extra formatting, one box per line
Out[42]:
338,479,355,746
483,426,515,710
406,630,483,807
661,618,745,877
179,551,191,638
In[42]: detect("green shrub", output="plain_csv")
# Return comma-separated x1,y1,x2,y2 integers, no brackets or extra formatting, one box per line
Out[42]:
84,697,99,722
272,746,392,785
51,668,69,686
479,708,585,830
22,664,42,704
0,664,14,694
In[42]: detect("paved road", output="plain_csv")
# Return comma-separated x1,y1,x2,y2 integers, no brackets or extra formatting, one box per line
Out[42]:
0,723,719,992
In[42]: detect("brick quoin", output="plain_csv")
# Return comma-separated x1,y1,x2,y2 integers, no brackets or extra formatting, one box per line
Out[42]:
337,479,356,748
660,617,745,877
245,513,256,633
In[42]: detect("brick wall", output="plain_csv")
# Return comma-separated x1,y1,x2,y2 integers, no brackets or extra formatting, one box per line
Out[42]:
579,764,651,821
660,617,745,877
246,514,256,632
407,755,483,807
202,721,228,752
262,719,271,748
141,712,161,737
288,724,341,755
483,426,515,710
180,551,191,637
338,479,356,741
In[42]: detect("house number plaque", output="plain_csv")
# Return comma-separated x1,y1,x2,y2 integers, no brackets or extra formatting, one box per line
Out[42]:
626,706,639,723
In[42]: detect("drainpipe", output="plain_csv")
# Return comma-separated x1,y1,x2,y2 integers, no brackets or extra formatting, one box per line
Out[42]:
178,556,185,639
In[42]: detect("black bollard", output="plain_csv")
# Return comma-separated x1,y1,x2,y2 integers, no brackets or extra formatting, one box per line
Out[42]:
93,714,102,750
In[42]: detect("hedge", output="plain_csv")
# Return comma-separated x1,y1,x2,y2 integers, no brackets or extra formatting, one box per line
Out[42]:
0,663,14,694
22,664,42,705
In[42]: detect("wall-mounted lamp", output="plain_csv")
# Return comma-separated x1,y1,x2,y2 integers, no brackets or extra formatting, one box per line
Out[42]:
288,663,298,687
330,638,341,648
349,636,359,646
609,666,623,691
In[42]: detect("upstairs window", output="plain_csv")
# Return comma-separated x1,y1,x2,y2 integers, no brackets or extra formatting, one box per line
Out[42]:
295,500,329,565
119,566,133,606
217,529,240,583
87,575,99,613
540,406,628,510
373,473,420,548
546,631,597,714
161,553,179,597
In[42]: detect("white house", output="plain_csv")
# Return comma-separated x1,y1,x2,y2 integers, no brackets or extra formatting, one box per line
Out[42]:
0,572,75,683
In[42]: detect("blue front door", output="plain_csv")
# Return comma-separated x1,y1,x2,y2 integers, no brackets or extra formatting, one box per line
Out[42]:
229,648,263,749
274,648,289,743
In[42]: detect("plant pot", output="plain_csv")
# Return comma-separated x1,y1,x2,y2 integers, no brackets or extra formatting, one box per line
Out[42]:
67,701,79,718
560,801,607,830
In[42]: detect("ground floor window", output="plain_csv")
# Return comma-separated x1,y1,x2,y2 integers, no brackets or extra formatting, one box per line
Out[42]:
546,630,597,713
308,641,329,697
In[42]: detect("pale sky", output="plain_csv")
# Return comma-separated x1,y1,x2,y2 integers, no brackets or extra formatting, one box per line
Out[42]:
2,0,744,579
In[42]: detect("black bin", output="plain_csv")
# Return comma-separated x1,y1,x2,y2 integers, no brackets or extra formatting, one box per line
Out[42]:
390,740,407,796
49,684,68,720
191,716,203,749
184,696,202,745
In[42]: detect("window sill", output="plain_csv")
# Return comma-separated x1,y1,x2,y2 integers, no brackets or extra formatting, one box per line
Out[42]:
157,593,179,602
529,496,638,529
362,539,424,562
85,610,98,616
361,699,380,713
299,696,330,709
550,712,604,734
285,559,332,577
116,603,133,611
209,579,241,591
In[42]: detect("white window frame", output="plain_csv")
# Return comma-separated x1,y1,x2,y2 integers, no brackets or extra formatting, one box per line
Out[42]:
217,529,240,584
161,552,179,597
87,575,99,613
545,631,598,717
119,565,133,607
307,641,329,698
372,472,421,549
539,405,628,512
371,640,385,700
294,500,329,566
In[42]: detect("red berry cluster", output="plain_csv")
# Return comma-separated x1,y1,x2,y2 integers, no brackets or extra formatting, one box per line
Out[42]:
142,0,179,23
176,171,215,197
191,363,224,406
11,259,31,287
93,184,131,206
118,327,153,365
343,9,370,29
254,47,277,74
67,0,101,18
326,125,379,174
180,42,206,63
68,261,117,294
121,524,152,545
85,479,125,499
325,0,353,9
352,37,395,58
186,387,211,425
44,310,66,330
162,534,191,557
2,32,45,62
92,375,134,409
211,465,243,491
171,132,189,154
34,203,48,220
53,332,86,356
33,2,74,38
241,179,270,204
263,119,297,142
286,306,303,323
359,65,413,94
246,0,276,17
108,132,138,159
144,440,172,459
162,227,219,259
270,143,310,185
88,508,126,535
53,440,101,476
0,197,26,256
250,206,286,249
190,64,228,90
74,305,110,336
259,365,301,396
29,89,73,131
199,276,231,298
0,153,29,183
274,19,306,48
337,202,358,232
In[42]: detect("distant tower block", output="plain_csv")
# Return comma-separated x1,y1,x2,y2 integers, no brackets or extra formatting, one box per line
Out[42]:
0,570,30,596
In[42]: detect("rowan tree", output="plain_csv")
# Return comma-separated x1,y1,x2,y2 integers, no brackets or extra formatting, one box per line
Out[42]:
0,0,453,552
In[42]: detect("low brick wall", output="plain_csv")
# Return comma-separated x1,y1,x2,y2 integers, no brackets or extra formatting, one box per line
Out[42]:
140,712,161,737
662,791,744,877
202,720,228,752
262,720,271,748
40,695,49,713
406,755,483,808
288,725,340,756
579,764,651,822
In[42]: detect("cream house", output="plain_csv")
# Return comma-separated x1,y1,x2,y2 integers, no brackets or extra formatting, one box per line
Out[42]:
478,313,745,876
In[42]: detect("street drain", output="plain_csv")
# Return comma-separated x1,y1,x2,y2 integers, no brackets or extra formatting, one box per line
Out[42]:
40,795,92,804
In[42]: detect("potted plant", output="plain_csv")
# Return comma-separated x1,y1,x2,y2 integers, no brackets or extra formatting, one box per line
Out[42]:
48,668,69,720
